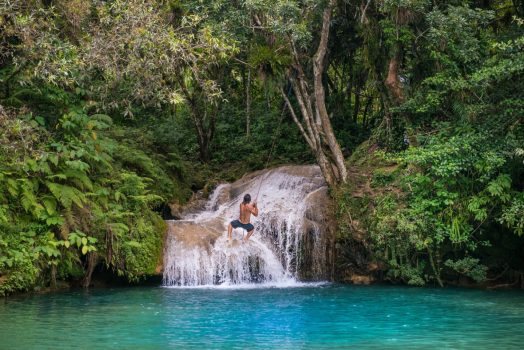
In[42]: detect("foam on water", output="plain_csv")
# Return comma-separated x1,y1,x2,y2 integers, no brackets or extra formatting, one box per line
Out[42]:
203,183,230,212
163,166,329,287
163,235,288,286
163,280,329,290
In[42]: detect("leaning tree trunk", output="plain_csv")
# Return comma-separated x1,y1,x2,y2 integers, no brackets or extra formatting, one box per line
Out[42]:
281,86,337,187
313,0,347,184
282,0,347,187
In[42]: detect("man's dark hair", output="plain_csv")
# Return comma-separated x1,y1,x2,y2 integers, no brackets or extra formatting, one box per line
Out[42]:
243,194,251,204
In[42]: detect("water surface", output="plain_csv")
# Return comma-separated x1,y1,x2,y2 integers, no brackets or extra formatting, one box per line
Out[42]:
1,284,524,349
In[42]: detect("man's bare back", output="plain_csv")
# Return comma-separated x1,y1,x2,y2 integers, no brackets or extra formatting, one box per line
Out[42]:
228,193,259,243
239,202,258,224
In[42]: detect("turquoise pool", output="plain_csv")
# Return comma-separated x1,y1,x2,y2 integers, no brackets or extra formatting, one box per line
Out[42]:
1,284,524,349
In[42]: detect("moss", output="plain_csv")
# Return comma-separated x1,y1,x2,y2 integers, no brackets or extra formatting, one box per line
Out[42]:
119,212,167,281
0,260,39,296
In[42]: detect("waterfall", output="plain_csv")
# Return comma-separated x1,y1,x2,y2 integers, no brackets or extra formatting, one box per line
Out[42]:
162,165,332,287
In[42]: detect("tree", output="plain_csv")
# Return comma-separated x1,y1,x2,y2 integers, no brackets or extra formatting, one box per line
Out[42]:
81,0,236,162
245,0,348,187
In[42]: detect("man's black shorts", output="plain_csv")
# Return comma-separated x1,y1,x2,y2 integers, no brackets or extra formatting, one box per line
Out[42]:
230,220,254,232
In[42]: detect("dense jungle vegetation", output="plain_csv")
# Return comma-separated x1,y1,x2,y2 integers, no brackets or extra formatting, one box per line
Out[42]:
0,0,523,295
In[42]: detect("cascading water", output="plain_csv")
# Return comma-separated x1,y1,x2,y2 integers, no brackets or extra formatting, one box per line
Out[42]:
162,165,332,287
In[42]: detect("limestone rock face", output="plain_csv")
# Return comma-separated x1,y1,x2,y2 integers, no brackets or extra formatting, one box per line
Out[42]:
162,165,335,286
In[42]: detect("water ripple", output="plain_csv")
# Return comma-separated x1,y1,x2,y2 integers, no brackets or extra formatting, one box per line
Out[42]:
1,285,524,349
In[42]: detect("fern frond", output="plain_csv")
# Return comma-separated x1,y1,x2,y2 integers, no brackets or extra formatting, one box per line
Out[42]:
45,182,87,209
63,169,93,191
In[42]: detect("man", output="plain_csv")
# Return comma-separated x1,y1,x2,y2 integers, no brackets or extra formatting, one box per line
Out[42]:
228,193,259,243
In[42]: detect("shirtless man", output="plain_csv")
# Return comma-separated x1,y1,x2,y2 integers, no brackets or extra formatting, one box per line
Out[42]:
228,194,259,243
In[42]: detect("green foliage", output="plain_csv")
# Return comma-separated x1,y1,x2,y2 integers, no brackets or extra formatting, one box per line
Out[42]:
389,262,427,287
68,231,97,256
384,126,519,278
0,106,177,295
500,194,524,236
248,42,292,79
371,169,396,188
335,2,524,286
338,123,523,286
444,257,487,283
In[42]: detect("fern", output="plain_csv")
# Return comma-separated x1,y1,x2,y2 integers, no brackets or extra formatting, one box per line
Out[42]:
45,182,86,209
41,196,57,216
6,178,18,197
19,179,45,218
62,169,93,191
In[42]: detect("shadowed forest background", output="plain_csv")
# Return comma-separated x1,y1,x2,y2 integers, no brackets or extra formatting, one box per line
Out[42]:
0,0,523,295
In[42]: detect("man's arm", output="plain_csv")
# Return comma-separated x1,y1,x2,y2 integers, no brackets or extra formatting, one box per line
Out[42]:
250,202,259,217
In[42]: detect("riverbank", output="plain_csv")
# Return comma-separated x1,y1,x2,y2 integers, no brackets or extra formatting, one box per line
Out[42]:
333,142,524,289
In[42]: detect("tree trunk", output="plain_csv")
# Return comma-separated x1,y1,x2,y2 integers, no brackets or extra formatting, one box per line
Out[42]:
282,0,348,187
384,49,404,104
282,77,340,188
251,1,346,186
313,0,347,183
178,76,216,163
50,264,57,289
361,8,408,147
347,51,353,114
198,133,210,162
353,86,361,122
427,247,443,287
246,68,252,138
82,252,97,289
362,95,373,128
316,148,337,187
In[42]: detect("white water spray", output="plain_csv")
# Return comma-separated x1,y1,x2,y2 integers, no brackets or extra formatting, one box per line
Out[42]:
163,165,331,287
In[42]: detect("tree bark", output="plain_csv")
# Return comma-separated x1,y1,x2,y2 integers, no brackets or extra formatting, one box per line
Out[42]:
313,0,347,183
246,68,252,138
253,0,347,187
82,252,97,289
362,95,373,128
281,86,337,187
178,76,216,162
384,50,404,104
427,247,443,287
50,264,57,289
353,86,361,122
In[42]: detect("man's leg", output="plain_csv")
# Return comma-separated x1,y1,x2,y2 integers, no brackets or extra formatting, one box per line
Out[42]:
244,229,255,242
228,223,233,242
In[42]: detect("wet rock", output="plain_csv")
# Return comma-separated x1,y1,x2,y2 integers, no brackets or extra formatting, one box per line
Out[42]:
168,203,184,219
346,274,375,285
